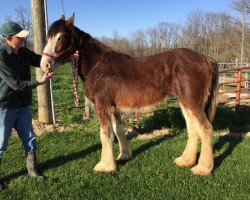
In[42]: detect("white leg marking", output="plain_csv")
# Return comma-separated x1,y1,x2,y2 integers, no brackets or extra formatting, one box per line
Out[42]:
111,113,132,161
175,103,198,168
93,127,117,173
191,116,213,176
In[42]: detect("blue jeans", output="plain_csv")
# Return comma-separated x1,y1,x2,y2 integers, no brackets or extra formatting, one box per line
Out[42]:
0,106,37,158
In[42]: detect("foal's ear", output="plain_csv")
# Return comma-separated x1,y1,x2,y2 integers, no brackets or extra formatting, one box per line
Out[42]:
60,15,65,21
65,13,75,29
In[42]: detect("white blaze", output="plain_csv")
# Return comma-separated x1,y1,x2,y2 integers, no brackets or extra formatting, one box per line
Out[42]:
40,33,62,72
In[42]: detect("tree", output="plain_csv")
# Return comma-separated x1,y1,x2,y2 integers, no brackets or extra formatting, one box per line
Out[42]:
231,0,250,62
146,27,159,55
4,6,33,48
130,29,147,57
157,22,181,50
205,12,234,61
180,10,210,54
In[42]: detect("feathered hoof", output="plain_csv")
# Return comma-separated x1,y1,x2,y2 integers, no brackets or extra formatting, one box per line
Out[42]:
116,151,132,161
174,156,195,168
93,162,117,173
191,165,212,176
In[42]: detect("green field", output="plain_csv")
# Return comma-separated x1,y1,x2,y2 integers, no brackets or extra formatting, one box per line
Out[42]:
0,65,249,199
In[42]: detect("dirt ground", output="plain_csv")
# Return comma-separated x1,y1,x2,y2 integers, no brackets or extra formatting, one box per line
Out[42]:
11,119,172,140
11,119,71,136
12,119,249,139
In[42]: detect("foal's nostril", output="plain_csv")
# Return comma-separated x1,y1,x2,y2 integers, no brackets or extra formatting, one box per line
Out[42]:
45,63,53,72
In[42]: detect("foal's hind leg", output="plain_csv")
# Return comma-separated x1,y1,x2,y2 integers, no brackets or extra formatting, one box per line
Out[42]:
175,103,198,168
190,112,213,176
111,111,132,161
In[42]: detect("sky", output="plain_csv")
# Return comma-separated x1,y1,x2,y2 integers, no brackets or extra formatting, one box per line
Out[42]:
0,0,232,38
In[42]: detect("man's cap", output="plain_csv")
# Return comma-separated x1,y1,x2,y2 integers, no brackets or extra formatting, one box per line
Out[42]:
0,21,29,37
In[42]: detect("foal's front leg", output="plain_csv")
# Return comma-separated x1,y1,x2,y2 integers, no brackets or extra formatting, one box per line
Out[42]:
93,122,117,173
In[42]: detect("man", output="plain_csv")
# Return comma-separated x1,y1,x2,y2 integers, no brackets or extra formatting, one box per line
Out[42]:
0,21,53,189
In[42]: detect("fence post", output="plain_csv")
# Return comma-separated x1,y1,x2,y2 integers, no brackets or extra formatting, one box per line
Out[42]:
245,72,249,88
235,59,238,68
236,69,242,109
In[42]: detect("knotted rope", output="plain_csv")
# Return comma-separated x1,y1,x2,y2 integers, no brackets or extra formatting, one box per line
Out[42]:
70,51,80,107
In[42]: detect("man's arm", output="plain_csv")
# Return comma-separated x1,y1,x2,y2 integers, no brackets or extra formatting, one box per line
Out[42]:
0,59,52,90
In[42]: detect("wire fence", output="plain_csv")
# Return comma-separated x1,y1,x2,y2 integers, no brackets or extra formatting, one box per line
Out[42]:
218,63,249,69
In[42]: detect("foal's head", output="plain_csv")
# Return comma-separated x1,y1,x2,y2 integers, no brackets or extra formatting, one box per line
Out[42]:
40,14,76,72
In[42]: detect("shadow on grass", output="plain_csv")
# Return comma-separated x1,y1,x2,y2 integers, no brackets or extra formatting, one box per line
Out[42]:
2,143,101,184
3,134,174,182
40,143,101,171
213,105,250,132
132,134,174,159
137,106,186,133
213,135,244,172
212,105,249,171
117,134,175,166
138,104,250,133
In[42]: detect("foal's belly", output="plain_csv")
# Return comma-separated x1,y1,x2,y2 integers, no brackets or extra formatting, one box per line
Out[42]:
118,105,156,113
117,97,167,114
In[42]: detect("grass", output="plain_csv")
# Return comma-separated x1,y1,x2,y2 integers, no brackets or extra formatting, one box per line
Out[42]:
0,64,249,199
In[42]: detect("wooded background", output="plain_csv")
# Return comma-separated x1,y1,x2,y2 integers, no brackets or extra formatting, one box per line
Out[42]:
1,0,249,63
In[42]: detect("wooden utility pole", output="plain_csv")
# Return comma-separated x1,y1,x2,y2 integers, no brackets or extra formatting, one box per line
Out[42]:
31,0,53,124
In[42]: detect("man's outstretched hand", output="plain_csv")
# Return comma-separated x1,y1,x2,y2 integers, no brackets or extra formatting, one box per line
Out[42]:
37,71,53,85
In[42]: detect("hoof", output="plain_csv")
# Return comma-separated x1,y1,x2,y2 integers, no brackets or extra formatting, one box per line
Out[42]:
174,156,195,168
117,150,132,161
93,162,117,173
191,165,212,176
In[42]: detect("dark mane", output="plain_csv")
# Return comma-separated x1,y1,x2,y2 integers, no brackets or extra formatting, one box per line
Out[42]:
72,26,131,71
73,26,91,40
47,19,66,38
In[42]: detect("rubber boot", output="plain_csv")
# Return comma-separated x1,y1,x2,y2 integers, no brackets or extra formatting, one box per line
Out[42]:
26,152,44,179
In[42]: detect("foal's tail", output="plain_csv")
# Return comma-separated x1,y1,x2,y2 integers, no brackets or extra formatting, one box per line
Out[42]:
205,59,219,123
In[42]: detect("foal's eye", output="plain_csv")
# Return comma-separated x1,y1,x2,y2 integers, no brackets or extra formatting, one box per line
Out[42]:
58,35,63,41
